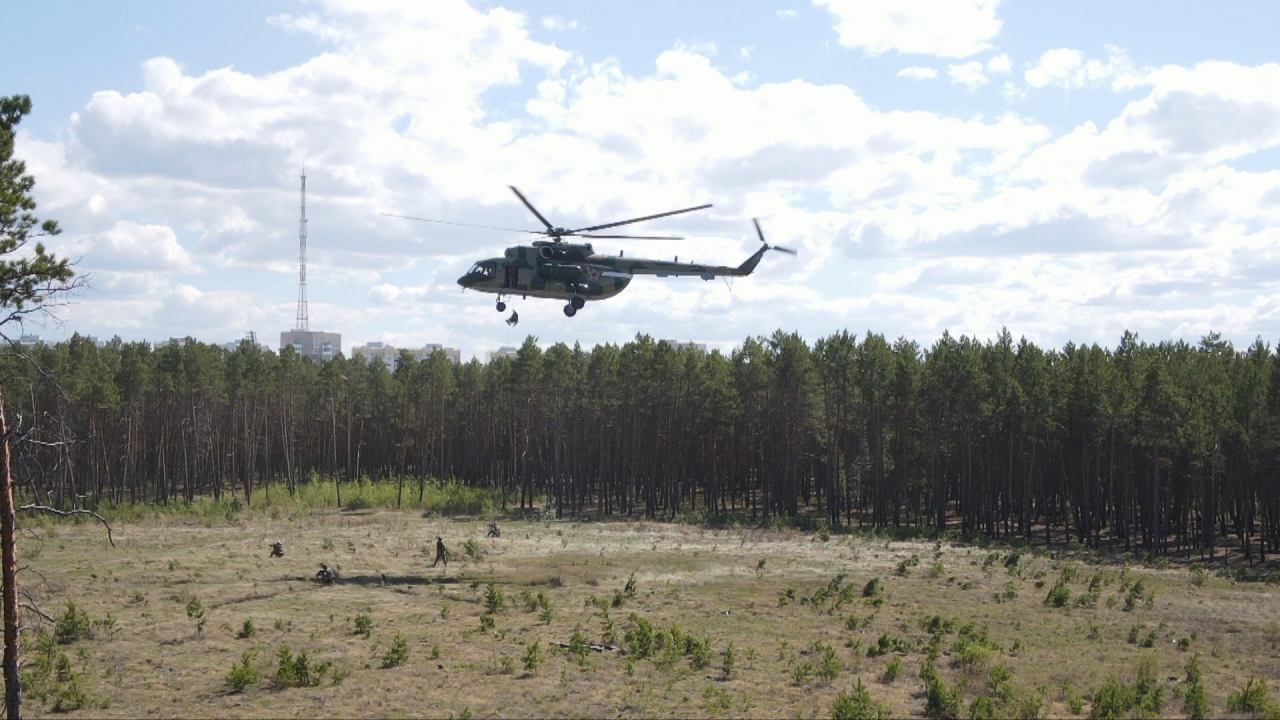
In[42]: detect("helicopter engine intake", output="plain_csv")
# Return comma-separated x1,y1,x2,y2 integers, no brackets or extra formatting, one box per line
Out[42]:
536,261,584,281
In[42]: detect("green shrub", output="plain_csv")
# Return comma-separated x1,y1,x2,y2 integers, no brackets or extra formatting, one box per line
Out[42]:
91,613,118,638
1017,695,1044,719
522,638,544,673
831,678,891,720
862,578,884,598
846,613,871,631
484,582,506,613
1227,678,1273,716
1044,578,1071,608
1090,677,1136,719
817,644,841,684
568,628,590,663
969,694,999,720
185,596,206,634
237,618,257,639
1088,658,1163,719
922,663,960,718
955,642,993,670
353,614,372,638
883,657,902,684
922,614,956,635
1184,654,1208,720
226,651,262,693
1123,579,1150,611
987,664,1013,700
689,635,713,671
463,537,485,562
381,633,409,668
54,602,93,644
274,645,331,688
867,632,911,657
624,614,656,658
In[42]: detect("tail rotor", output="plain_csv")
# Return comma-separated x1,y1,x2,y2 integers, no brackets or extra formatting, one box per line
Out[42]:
754,219,797,255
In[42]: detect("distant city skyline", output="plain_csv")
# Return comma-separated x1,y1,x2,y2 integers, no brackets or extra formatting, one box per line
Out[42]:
8,0,1280,360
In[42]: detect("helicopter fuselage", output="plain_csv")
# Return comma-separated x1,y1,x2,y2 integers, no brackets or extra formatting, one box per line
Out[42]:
456,240,770,315
457,243,632,302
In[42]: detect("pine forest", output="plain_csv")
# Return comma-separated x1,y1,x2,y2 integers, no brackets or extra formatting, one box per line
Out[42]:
10,328,1280,561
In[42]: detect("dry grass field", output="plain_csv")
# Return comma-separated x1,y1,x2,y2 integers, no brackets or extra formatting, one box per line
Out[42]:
15,506,1280,718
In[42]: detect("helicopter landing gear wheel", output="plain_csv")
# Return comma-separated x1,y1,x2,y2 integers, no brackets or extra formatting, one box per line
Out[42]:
496,301,506,312
570,296,585,310
563,304,577,317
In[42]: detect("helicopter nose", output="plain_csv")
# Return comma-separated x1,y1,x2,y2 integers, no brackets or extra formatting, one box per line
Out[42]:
457,272,478,287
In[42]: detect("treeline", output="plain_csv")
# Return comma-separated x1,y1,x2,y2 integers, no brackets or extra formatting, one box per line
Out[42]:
5,329,1280,559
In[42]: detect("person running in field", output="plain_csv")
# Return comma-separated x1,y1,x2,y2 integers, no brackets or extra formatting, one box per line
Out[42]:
432,536,450,567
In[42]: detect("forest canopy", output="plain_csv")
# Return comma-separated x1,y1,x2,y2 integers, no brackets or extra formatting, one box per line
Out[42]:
6,328,1278,561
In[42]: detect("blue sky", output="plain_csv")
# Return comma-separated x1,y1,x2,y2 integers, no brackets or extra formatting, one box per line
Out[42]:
7,0,1280,359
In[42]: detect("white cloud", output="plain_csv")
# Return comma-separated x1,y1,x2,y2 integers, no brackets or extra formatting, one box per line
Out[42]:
1024,46,1148,91
56,221,199,274
777,9,798,19
947,61,989,90
21,0,1280,358
540,16,578,31
816,0,1002,58
740,46,753,61
897,66,938,80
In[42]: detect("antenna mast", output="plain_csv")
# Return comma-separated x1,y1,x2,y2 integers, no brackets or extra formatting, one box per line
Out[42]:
295,171,309,331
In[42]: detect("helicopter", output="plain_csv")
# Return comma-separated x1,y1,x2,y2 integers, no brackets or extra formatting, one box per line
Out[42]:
387,187,795,318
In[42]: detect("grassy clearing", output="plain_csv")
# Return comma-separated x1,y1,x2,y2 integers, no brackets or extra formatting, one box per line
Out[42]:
13,506,1280,718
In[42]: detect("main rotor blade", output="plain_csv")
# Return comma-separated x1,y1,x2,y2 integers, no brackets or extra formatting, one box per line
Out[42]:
569,203,712,234
381,213,538,235
577,234,683,240
508,186,555,230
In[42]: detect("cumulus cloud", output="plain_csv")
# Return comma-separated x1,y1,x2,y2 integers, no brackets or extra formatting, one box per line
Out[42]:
1024,46,1147,91
897,66,938,80
20,0,1280,357
540,15,578,31
947,61,989,90
816,0,1002,58
55,221,198,273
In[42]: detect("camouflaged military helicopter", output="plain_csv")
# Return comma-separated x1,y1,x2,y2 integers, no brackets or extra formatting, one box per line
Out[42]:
388,187,795,317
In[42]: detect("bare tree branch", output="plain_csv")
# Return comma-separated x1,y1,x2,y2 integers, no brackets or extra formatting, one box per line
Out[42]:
15,565,47,589
16,505,114,547
19,604,50,624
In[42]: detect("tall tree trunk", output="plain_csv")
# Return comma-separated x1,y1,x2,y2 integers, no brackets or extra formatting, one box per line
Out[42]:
1,386,23,719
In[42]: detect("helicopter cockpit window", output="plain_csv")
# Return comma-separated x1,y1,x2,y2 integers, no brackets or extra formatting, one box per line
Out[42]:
469,263,495,278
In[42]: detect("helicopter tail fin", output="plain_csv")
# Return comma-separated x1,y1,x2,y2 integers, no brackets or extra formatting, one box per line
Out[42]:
735,245,770,276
